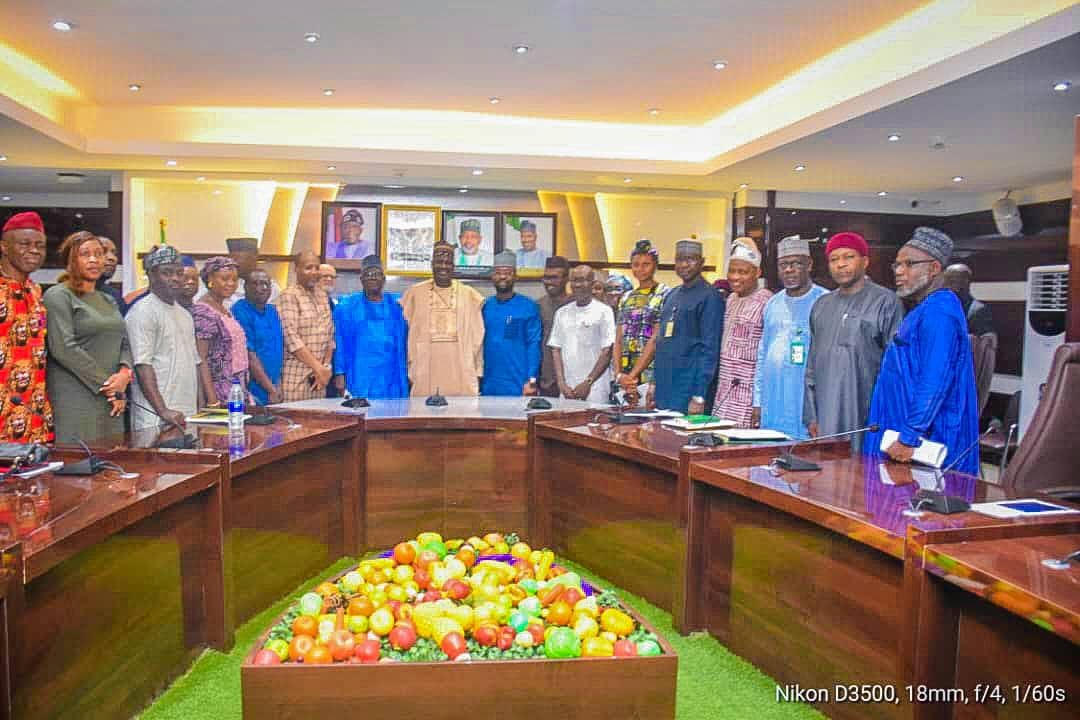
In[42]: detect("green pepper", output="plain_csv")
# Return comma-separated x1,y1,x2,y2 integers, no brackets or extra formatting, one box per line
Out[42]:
544,627,582,659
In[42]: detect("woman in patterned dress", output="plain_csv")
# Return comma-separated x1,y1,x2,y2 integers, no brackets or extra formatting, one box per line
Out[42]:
192,256,250,405
613,240,669,406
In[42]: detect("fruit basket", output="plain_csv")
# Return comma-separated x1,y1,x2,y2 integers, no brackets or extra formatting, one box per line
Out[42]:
241,532,676,719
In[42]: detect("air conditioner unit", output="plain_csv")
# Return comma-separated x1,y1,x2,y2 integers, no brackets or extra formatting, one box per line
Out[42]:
1019,264,1069,437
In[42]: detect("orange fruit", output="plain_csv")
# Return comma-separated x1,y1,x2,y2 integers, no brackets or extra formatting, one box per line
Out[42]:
292,615,319,637
546,600,573,626
304,646,333,664
348,597,375,616
288,634,314,662
393,542,416,565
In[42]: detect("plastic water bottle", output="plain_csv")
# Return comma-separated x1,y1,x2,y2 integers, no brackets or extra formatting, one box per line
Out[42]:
228,378,245,433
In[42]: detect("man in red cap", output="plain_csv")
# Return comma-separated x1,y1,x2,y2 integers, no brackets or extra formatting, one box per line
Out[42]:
802,231,903,450
0,211,53,442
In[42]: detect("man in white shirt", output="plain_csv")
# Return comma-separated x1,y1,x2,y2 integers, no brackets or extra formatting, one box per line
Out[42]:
125,245,200,430
547,264,615,404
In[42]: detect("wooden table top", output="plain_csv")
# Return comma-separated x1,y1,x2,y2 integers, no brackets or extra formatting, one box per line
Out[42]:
923,534,1080,644
89,410,362,474
690,454,1080,559
2,450,223,582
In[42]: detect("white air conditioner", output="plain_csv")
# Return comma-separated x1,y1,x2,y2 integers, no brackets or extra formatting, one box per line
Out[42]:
1019,264,1069,437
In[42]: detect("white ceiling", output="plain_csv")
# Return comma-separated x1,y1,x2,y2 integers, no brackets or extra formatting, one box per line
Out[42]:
2,0,924,125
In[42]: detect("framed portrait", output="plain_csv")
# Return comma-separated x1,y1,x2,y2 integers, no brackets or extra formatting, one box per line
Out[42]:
501,213,557,276
381,205,442,276
443,210,499,278
321,202,381,270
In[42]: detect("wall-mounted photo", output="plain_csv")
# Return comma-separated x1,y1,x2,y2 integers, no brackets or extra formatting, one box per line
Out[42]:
502,213,557,275
381,205,442,276
321,202,381,270
443,210,499,278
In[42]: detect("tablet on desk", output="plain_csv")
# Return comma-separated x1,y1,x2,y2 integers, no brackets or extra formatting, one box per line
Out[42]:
970,499,1079,519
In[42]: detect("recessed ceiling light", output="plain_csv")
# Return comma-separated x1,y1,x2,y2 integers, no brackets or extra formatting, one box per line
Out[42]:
196,176,206,182
794,164,806,172
513,44,530,55
0,155,7,162
648,108,661,116
1052,80,1071,92
877,191,888,196
323,88,335,96
712,60,728,70
839,199,847,205
952,175,964,183
327,165,337,171
458,187,469,193
471,169,484,176
489,96,501,105
212,189,223,196
165,159,178,167
52,20,73,32
1,196,11,202
304,32,320,44
887,133,901,142
738,183,748,189
129,83,142,92
383,184,406,189
623,177,633,183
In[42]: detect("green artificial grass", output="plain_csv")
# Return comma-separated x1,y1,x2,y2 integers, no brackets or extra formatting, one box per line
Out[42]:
140,555,824,720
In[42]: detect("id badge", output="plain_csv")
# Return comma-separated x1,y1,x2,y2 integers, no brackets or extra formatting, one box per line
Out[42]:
664,320,674,338
789,337,806,366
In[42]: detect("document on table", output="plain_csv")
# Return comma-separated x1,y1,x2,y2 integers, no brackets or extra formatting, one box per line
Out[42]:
879,430,947,468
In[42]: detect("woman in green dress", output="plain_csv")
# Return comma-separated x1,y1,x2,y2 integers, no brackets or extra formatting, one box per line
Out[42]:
43,231,133,443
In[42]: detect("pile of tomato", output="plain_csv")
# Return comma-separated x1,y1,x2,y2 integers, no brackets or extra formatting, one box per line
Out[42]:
252,531,664,665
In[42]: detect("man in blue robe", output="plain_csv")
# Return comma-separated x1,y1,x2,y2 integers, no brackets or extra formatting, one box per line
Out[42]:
865,227,980,475
332,255,409,399
481,251,542,395
752,236,827,439
232,268,284,404
648,239,725,414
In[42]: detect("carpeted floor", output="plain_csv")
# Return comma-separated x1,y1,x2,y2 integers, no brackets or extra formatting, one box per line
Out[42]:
139,556,824,720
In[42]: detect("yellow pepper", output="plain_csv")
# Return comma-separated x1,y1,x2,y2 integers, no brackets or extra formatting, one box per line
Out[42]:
600,608,635,637
573,615,599,640
535,550,555,581
582,636,614,657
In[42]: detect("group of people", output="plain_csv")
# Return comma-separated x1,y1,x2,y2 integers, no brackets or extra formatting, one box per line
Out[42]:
0,207,983,472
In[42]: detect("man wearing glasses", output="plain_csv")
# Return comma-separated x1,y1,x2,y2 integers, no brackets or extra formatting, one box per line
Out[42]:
751,235,828,439
803,232,904,450
332,255,408,399
864,228,980,474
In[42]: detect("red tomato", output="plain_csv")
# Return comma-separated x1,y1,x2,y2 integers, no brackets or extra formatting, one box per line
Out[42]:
419,590,441,604
473,623,498,647
393,542,416,565
613,639,638,657
441,631,467,660
497,626,516,651
561,587,585,607
389,624,417,651
443,579,470,601
527,623,545,645
354,638,381,664
253,649,281,665
288,635,315,662
413,568,431,590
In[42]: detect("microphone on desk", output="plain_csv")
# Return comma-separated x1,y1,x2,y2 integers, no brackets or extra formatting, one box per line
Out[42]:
603,383,649,425
684,379,741,446
772,423,881,472
126,397,198,449
911,420,1000,515
425,387,448,407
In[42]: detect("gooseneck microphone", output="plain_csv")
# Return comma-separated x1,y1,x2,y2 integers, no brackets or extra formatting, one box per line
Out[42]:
126,397,198,449
773,423,881,472
684,378,741,447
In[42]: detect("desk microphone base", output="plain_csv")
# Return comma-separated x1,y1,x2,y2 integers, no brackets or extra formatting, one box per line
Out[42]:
773,453,821,472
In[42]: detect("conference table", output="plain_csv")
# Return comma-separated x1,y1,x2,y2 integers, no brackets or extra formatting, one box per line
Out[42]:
680,450,1080,720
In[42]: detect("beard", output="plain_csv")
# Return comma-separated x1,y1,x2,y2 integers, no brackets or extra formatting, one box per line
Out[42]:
896,272,931,299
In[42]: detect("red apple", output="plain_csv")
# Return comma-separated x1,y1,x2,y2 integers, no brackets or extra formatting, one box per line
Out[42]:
354,638,381,664
253,649,282,665
389,624,417,651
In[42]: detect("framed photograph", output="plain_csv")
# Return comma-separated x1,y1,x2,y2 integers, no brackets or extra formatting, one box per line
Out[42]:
321,202,381,270
501,213,557,276
443,210,499,278
381,205,442,276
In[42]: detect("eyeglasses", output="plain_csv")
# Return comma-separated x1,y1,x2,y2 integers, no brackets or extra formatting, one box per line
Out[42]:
891,259,935,272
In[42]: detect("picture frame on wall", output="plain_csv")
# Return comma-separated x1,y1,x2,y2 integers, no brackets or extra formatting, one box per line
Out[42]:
501,213,557,276
442,210,499,278
321,202,381,270
381,205,442,276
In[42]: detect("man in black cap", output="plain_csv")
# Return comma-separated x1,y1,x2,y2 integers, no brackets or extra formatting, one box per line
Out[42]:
327,210,372,260
224,237,280,309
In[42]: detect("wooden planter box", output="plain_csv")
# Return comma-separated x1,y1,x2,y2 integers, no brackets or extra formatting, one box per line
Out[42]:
241,573,677,719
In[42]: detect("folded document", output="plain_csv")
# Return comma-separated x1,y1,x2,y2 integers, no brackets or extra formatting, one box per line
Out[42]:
879,430,947,468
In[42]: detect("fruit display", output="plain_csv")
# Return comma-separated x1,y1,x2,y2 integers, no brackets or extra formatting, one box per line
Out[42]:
254,531,666,665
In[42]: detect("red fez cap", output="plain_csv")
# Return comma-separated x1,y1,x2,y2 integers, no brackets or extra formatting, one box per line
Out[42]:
2,211,44,234
825,231,868,258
